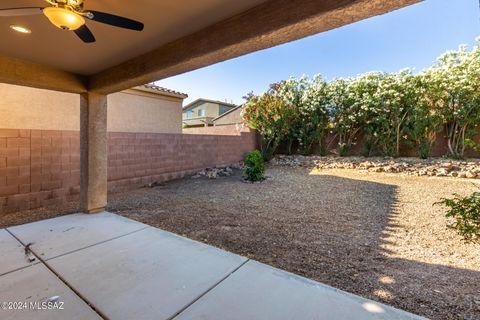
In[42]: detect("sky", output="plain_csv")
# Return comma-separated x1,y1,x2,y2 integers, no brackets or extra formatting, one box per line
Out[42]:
156,0,480,105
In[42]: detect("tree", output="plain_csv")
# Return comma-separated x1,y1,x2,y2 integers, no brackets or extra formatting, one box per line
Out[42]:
352,72,385,157
270,77,306,154
298,75,330,155
408,72,442,158
273,76,330,155
372,70,427,157
328,77,365,156
425,41,480,158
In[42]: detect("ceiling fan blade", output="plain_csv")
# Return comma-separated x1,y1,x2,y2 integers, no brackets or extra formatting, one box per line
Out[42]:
0,7,43,17
87,10,144,31
74,24,95,43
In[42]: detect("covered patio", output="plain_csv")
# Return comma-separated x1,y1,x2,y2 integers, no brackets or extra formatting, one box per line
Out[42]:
1,0,424,318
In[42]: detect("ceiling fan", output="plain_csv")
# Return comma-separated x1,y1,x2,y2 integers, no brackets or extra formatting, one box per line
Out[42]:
0,0,144,43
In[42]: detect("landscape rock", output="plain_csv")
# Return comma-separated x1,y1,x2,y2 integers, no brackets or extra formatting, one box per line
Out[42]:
466,171,477,179
436,168,448,176
271,155,480,180
191,162,242,179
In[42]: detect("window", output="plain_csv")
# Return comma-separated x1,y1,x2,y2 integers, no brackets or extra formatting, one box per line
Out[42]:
186,110,193,118
198,109,205,117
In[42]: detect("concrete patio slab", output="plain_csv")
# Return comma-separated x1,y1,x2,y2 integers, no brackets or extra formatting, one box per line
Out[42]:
45,226,247,320
174,260,425,320
4,212,424,320
0,229,36,276
0,263,102,320
7,211,148,260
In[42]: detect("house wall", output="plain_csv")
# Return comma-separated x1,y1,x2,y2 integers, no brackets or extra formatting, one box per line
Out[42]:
0,83,183,133
0,83,80,131
0,128,258,213
214,107,243,126
182,102,238,119
108,90,182,133
183,102,220,119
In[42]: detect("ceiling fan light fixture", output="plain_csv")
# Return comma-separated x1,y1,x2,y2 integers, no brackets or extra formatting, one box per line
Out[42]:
43,7,85,30
10,25,31,34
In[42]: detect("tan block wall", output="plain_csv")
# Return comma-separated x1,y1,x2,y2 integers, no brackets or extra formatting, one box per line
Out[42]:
183,124,251,136
107,131,257,192
0,128,258,213
0,83,182,133
0,129,80,212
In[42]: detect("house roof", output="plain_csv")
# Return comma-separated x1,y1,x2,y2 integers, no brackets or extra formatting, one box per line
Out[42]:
213,104,243,121
183,98,238,111
131,83,188,99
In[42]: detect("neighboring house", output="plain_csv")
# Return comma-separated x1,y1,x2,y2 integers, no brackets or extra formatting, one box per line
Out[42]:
0,83,187,133
182,99,237,127
212,105,244,126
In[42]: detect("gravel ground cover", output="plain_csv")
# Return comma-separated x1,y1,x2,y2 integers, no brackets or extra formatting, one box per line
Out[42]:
2,166,479,319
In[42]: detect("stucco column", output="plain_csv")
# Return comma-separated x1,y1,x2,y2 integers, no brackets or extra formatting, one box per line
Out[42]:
80,92,108,213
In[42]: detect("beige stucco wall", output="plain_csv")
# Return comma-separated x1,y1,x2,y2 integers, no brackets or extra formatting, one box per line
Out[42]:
108,90,182,133
0,83,80,130
214,107,243,126
0,83,183,133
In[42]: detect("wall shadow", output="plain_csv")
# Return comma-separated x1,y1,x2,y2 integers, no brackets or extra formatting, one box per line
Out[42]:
274,169,479,320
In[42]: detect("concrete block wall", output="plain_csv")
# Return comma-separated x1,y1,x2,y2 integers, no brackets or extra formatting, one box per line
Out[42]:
0,129,80,213
183,124,246,136
107,131,257,191
0,128,257,213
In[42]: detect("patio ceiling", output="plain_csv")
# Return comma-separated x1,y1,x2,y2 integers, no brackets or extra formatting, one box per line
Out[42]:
0,0,421,95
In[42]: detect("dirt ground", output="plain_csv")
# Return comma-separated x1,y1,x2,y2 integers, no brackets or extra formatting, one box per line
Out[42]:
2,166,479,319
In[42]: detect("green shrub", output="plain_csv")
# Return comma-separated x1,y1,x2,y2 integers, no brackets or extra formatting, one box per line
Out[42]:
244,150,265,182
360,138,374,157
435,192,480,242
465,138,480,152
416,142,431,159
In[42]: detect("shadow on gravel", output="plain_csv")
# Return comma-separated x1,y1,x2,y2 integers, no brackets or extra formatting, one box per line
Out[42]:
302,170,479,320
367,185,479,320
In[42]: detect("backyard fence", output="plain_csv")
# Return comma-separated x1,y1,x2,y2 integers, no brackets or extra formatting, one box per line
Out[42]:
0,126,257,213
276,130,480,158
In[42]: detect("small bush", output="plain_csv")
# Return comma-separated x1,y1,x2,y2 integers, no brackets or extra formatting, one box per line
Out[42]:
416,142,431,159
244,150,265,182
465,138,480,152
435,192,480,242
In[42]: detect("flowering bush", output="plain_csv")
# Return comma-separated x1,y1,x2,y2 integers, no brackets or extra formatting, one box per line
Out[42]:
242,91,295,159
328,75,378,156
425,41,480,158
273,76,330,155
242,38,480,159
